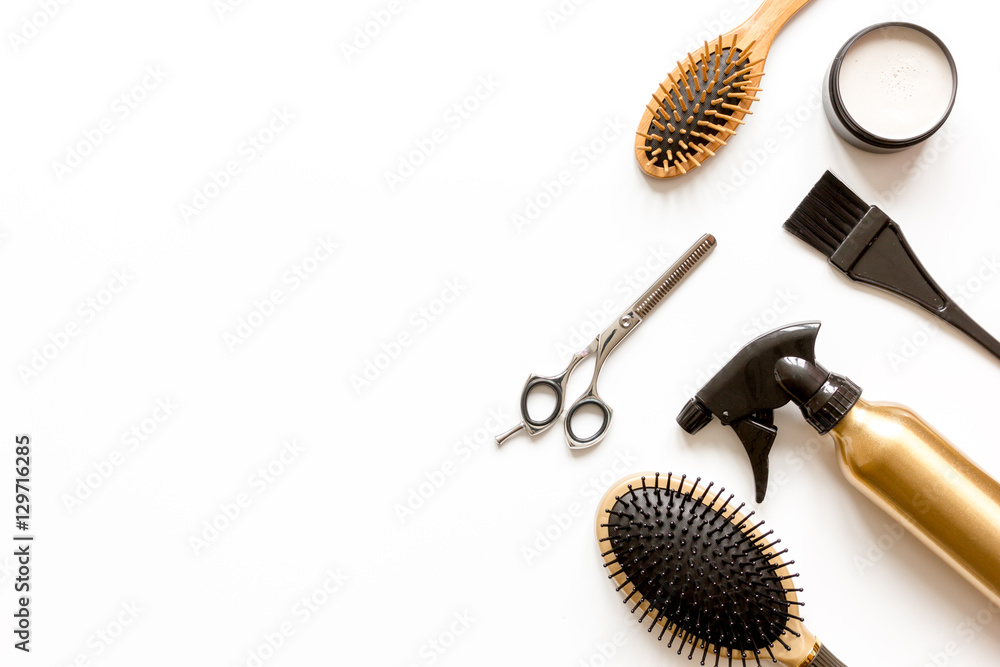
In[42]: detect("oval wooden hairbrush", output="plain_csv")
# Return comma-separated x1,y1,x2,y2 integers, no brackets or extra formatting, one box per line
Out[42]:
596,472,848,667
635,0,815,178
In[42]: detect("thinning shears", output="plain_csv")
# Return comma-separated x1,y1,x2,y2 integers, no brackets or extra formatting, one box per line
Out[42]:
495,234,717,449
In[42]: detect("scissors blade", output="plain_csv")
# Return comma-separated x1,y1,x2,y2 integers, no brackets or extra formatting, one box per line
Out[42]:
627,233,717,320
594,233,718,356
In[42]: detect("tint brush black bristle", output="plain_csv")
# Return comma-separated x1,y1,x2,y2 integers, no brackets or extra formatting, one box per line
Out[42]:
598,473,805,667
783,171,868,257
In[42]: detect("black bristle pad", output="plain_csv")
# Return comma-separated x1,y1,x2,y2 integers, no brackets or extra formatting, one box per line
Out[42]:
643,47,754,169
783,171,870,257
606,483,796,658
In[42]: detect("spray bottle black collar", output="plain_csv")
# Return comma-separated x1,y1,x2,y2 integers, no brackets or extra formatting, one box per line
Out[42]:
677,322,862,502
774,357,861,435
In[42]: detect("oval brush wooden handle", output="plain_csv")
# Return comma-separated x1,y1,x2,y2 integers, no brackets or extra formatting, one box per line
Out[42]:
808,644,848,667
733,0,816,52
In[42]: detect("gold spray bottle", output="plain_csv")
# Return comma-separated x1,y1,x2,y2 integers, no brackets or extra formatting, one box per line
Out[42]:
678,322,1000,606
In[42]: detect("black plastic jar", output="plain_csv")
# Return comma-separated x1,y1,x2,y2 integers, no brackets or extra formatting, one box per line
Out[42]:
824,22,957,153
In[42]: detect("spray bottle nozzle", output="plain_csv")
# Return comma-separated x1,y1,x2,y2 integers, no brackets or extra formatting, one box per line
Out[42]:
676,322,862,502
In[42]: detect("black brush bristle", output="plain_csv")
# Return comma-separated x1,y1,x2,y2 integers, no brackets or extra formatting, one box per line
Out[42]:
783,171,869,257
603,476,800,667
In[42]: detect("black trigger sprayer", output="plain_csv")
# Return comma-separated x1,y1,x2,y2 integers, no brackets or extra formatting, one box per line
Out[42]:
677,321,1000,606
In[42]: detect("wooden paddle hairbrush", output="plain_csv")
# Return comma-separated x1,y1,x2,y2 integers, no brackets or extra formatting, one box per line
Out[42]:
596,472,848,666
636,0,815,178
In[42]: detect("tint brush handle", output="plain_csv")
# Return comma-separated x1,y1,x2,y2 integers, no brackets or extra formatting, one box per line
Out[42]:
938,300,1000,362
831,207,1000,363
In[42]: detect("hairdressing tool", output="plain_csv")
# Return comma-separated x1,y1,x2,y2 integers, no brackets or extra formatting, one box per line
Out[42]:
677,322,1000,606
784,171,1000,361
636,0,816,178
597,471,848,666
495,234,717,449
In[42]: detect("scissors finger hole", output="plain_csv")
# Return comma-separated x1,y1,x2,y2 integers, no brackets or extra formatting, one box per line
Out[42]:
566,399,611,445
522,379,562,427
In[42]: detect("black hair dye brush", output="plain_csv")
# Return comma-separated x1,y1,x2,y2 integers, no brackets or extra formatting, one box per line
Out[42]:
784,171,1000,362
596,472,848,667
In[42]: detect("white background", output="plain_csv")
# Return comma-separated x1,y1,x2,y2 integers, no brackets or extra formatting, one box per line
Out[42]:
3,0,1000,665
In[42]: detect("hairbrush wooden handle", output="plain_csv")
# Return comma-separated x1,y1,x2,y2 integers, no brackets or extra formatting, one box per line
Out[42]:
808,644,848,667
732,0,816,53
